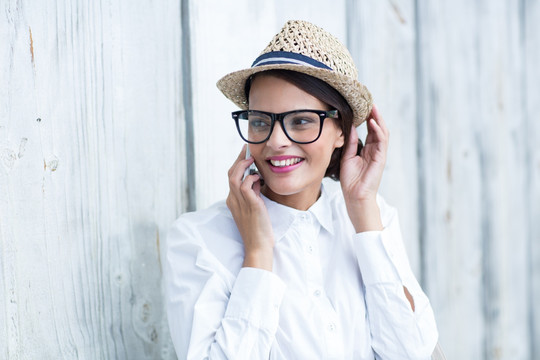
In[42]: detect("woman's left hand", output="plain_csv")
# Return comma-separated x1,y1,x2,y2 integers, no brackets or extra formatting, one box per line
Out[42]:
340,104,389,232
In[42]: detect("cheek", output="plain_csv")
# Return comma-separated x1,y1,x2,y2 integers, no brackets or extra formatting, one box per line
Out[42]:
248,144,263,157
317,132,345,161
247,145,266,168
326,122,345,148
306,143,337,168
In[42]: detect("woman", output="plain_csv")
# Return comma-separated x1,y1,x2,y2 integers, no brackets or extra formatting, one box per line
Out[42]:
163,20,439,359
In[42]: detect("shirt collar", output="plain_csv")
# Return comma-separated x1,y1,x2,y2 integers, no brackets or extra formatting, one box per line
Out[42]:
309,183,335,235
261,183,335,242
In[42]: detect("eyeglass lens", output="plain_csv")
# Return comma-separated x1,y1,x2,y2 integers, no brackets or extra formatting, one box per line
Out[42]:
237,111,321,143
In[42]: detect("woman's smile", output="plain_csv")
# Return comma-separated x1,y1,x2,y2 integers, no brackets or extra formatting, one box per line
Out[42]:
266,155,304,173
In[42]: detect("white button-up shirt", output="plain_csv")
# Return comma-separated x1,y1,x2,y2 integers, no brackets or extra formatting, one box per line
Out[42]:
163,179,438,359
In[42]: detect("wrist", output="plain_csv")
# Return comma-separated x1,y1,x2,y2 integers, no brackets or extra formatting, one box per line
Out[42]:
346,198,383,233
243,247,274,271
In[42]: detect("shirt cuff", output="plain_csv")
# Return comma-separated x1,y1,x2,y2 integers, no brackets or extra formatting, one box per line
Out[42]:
224,267,286,333
354,230,402,286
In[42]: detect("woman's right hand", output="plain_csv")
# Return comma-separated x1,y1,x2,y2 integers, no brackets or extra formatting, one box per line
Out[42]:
226,145,275,271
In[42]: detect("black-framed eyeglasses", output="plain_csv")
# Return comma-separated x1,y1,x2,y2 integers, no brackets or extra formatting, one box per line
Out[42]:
231,109,339,144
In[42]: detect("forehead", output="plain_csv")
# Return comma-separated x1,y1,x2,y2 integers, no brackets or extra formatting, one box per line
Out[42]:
248,74,328,113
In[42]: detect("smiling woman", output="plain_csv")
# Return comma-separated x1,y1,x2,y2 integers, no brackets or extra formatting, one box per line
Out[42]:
162,20,439,359
244,74,345,209
243,69,358,182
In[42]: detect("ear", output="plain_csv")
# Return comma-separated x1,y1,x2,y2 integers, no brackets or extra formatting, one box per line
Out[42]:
333,128,345,148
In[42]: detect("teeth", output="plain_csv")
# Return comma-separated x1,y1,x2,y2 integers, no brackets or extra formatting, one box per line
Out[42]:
270,158,302,167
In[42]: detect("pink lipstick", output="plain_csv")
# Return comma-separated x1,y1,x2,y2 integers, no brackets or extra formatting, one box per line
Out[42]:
266,155,304,173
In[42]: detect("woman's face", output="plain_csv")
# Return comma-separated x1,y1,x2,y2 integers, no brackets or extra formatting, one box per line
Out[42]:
248,74,344,209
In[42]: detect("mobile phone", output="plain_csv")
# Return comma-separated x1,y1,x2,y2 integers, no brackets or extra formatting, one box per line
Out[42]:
243,146,259,180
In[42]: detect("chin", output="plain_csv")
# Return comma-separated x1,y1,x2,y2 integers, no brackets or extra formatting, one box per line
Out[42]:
263,175,320,197
262,179,300,196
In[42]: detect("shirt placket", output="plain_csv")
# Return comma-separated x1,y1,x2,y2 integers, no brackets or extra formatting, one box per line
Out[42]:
298,212,342,360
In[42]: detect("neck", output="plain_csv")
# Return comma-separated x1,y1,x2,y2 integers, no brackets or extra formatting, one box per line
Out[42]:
262,184,322,211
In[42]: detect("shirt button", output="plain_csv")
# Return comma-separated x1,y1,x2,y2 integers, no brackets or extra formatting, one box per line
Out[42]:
313,289,321,297
299,213,308,221
307,245,314,254
327,322,336,332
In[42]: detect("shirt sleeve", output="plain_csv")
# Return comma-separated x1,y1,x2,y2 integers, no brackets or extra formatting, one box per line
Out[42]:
162,217,286,360
353,197,438,360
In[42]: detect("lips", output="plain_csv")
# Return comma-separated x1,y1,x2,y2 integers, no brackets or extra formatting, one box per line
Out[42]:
266,155,304,173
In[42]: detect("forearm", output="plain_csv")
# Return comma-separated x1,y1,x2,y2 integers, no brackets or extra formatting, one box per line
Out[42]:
168,264,284,359
364,282,438,359
208,268,285,359
165,219,284,360
353,201,438,358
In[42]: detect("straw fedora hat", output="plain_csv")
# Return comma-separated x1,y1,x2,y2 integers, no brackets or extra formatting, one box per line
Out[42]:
216,20,373,127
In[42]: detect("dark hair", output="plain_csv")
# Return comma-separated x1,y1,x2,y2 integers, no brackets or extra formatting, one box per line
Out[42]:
244,69,363,180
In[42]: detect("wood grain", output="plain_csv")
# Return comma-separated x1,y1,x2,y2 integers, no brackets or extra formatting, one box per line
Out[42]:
0,0,183,358
416,0,533,358
525,0,540,358
416,1,491,358
1,1,538,359
346,0,421,277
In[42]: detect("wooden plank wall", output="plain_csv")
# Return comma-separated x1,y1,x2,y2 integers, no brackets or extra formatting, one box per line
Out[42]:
414,1,537,359
0,0,184,358
346,0,421,276
526,1,540,357
1,0,538,359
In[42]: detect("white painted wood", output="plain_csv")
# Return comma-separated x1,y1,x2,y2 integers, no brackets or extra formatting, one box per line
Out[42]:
0,0,182,358
415,1,486,358
472,2,530,358
525,0,540,358
272,0,348,43
416,1,532,358
1,1,539,359
346,0,421,277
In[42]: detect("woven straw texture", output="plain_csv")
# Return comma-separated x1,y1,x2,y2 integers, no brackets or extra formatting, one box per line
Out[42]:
217,20,373,126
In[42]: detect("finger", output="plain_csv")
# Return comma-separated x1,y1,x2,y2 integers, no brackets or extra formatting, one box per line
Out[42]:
370,104,389,137
230,157,255,184
228,144,249,176
365,118,387,147
342,124,359,161
239,173,262,203
238,144,248,161
229,159,255,197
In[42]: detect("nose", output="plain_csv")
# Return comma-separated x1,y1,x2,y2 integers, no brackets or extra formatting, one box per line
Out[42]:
266,121,291,150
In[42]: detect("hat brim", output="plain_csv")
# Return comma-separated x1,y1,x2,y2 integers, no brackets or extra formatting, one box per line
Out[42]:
216,64,373,127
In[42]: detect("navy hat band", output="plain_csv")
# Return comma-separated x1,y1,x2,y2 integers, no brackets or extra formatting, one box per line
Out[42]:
251,51,333,71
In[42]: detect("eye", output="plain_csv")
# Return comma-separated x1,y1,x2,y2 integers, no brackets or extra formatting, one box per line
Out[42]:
291,117,315,125
288,114,318,129
248,117,271,130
